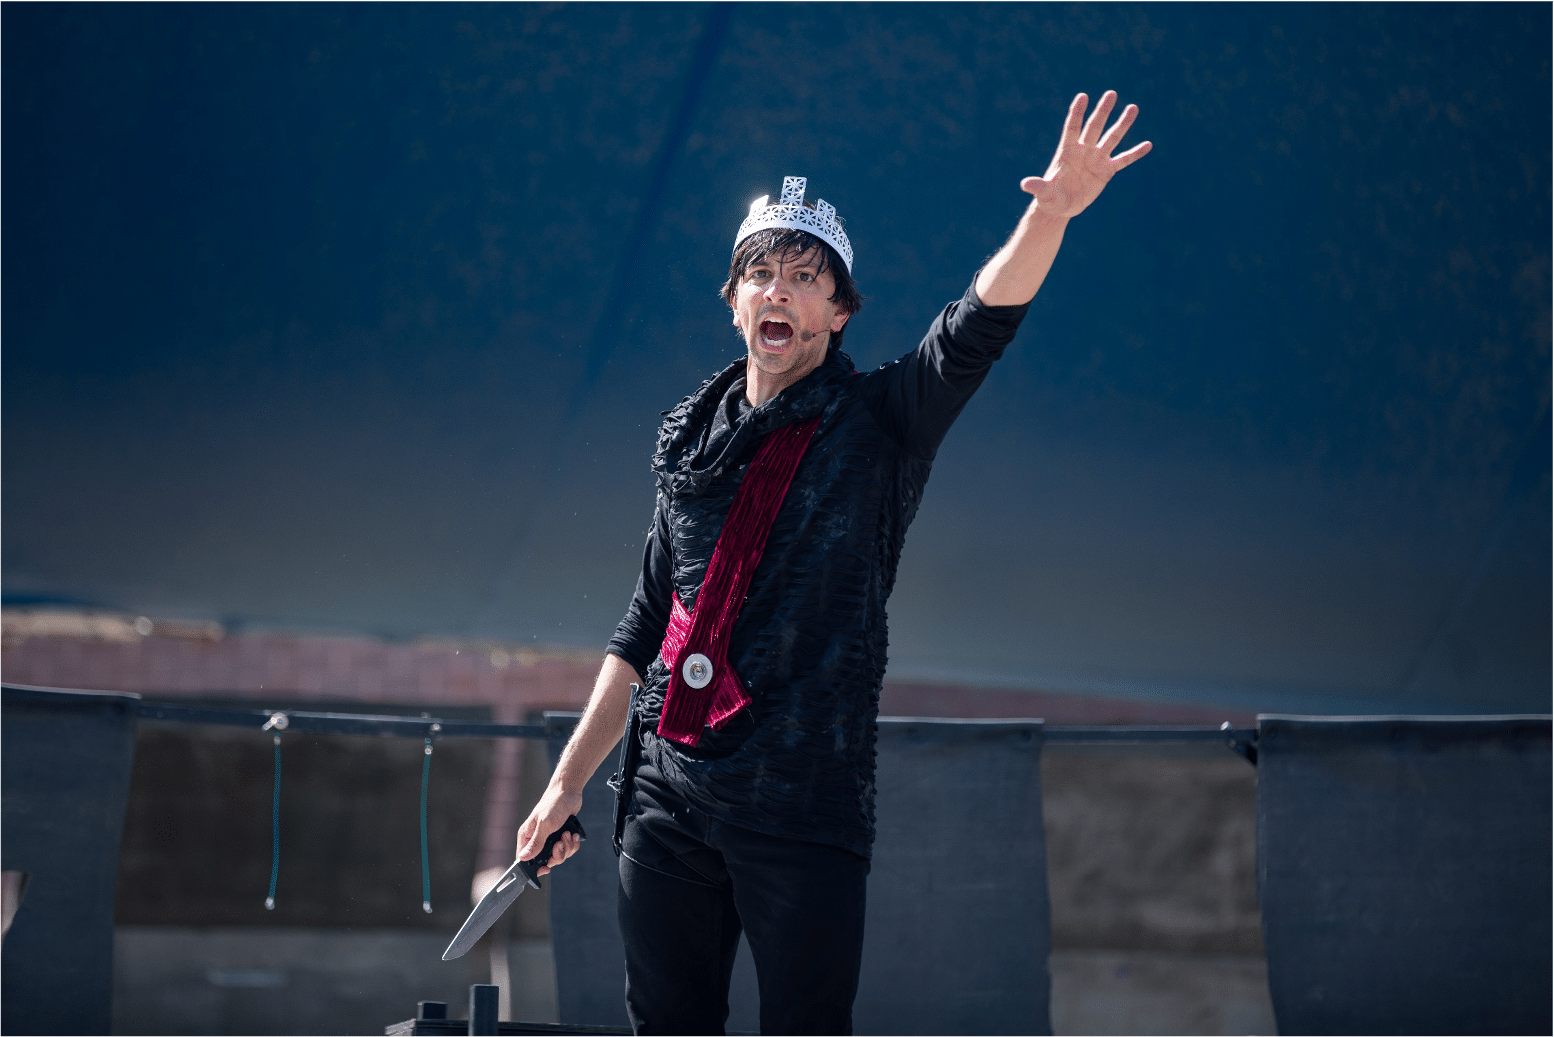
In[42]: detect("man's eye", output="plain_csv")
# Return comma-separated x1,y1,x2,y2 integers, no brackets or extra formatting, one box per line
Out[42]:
797,272,813,282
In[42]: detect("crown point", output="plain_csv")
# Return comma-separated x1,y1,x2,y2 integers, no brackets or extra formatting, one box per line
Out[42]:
734,176,854,274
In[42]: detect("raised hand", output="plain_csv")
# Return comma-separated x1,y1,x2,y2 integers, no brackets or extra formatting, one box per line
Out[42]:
1022,90,1151,219
973,89,1153,305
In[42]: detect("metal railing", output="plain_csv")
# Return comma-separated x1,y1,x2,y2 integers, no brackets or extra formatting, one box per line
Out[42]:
5,683,1261,761
130,695,1259,762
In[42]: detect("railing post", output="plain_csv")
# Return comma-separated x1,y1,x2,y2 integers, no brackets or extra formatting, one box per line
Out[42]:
468,983,498,1035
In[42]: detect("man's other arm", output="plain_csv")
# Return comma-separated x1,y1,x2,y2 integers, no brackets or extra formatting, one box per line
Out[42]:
515,500,673,873
975,90,1150,306
514,651,641,874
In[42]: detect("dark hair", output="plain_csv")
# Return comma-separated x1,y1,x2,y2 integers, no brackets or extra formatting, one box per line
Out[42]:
721,226,864,350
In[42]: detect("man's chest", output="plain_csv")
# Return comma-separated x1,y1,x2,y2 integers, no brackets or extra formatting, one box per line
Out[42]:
665,412,908,604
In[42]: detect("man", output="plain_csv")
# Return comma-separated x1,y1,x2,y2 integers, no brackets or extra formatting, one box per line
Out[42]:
517,90,1150,1034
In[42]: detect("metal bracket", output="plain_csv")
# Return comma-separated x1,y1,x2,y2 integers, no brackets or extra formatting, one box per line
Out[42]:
1221,721,1258,765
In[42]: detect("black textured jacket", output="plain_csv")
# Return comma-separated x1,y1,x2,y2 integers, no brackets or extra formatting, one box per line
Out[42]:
608,281,1029,857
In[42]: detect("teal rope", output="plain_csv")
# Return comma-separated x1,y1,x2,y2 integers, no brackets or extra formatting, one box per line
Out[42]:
419,736,433,913
265,734,281,910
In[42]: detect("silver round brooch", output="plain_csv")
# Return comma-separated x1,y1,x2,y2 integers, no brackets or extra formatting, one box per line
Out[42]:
682,653,714,689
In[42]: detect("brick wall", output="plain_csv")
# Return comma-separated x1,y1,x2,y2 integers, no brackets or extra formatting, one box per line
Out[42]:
1,608,1252,726
1,610,598,719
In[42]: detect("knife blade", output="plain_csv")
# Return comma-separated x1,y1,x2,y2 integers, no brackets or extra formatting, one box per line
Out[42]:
442,814,586,961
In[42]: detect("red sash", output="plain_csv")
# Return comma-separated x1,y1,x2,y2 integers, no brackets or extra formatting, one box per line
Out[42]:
657,415,822,747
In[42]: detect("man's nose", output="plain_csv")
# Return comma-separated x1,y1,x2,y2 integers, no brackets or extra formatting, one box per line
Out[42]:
762,276,790,302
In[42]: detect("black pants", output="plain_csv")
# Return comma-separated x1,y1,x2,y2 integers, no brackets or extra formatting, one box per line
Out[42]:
617,761,871,1035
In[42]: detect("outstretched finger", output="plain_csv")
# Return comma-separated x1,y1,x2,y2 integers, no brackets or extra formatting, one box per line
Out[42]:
1061,93,1088,145
1097,103,1139,155
1079,90,1117,146
1110,139,1153,170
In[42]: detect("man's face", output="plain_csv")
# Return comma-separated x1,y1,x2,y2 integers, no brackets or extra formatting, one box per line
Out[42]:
731,247,850,387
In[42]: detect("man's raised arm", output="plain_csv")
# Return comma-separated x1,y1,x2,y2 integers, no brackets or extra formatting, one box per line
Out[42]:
975,90,1151,307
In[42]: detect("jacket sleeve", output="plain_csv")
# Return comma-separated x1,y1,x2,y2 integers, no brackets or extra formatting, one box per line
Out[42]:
861,278,1031,459
606,492,673,677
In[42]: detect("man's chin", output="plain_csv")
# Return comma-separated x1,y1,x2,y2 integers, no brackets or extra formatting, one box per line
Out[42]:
757,342,793,361
753,329,823,358
749,343,805,372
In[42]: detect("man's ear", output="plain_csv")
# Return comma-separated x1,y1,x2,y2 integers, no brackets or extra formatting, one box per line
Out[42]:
830,310,850,334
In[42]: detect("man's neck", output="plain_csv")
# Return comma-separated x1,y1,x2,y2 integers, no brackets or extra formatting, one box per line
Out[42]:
744,347,827,408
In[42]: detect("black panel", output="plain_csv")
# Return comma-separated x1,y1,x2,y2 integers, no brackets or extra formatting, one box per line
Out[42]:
1257,715,1553,1035
544,714,632,1029
856,719,1051,1035
1,686,141,1035
541,713,1051,1035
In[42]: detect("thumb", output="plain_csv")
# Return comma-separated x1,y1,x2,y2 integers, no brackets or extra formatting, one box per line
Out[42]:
1020,175,1052,199
516,814,546,862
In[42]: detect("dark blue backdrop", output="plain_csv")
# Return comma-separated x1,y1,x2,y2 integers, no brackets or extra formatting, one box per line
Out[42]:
4,3,1548,714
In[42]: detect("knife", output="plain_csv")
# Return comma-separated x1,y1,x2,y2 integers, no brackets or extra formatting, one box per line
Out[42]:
442,814,586,960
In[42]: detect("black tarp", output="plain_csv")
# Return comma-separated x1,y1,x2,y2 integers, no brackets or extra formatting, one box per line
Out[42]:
1257,714,1554,1035
4,4,1549,718
545,714,1051,1035
1,686,141,1036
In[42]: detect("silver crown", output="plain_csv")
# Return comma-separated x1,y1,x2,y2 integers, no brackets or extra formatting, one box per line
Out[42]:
733,176,854,273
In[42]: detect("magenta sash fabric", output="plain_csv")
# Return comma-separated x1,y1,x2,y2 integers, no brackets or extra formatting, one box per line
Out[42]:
656,415,822,746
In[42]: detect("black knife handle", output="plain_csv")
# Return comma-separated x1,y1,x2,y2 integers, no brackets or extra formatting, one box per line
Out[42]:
518,814,586,889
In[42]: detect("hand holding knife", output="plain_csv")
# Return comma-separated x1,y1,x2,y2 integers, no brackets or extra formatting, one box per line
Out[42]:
442,815,586,961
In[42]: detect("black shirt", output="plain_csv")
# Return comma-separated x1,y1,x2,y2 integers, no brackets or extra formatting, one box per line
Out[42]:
607,279,1029,857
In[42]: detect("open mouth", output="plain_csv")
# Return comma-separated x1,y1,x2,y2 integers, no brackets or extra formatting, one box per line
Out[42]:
759,320,794,348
